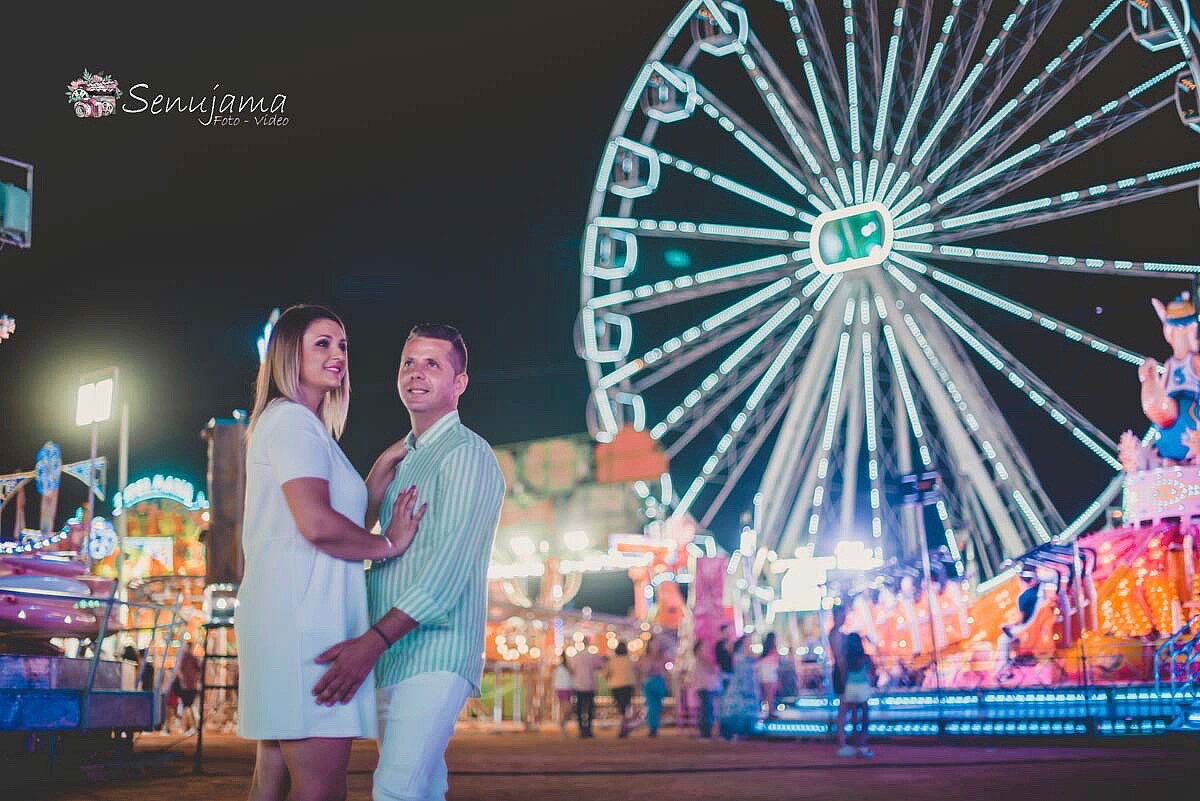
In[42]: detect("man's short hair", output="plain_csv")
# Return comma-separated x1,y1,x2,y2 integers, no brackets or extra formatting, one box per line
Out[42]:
407,323,467,374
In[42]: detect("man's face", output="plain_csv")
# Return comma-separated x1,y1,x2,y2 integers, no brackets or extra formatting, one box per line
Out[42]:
397,336,467,416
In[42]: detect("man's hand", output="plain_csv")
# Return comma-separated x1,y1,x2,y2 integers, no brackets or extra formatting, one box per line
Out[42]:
312,632,386,706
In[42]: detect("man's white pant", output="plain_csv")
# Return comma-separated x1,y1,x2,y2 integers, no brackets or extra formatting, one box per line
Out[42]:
375,671,472,801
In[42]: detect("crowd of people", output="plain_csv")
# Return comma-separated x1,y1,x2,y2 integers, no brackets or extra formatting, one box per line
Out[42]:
550,611,876,758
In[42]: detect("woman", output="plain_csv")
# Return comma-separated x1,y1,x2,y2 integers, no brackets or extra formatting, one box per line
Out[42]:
719,636,760,740
837,633,878,758
756,631,781,719
552,653,573,737
639,636,669,738
605,641,636,737
237,305,426,801
691,638,722,738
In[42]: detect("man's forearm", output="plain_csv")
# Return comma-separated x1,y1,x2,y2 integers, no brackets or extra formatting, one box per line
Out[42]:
373,607,419,646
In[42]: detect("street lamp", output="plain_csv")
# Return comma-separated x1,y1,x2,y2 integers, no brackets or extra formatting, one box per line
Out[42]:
76,367,118,534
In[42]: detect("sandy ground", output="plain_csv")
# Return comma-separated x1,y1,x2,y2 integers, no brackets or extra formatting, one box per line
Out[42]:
19,727,1197,801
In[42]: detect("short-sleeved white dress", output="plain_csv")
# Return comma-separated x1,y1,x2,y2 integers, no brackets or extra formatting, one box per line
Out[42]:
236,400,377,740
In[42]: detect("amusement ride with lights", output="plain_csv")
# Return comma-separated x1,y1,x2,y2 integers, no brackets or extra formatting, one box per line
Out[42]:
579,0,1200,736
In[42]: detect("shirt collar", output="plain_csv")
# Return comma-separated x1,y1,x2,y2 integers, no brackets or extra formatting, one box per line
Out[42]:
404,410,460,451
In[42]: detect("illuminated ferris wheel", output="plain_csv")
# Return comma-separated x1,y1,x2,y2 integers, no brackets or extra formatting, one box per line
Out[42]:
577,0,1200,583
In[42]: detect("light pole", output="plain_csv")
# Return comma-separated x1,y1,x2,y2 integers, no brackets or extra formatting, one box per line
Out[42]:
901,470,944,694
76,368,118,556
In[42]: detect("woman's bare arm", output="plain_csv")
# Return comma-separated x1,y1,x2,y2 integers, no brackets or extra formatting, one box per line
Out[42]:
281,477,424,561
365,439,408,530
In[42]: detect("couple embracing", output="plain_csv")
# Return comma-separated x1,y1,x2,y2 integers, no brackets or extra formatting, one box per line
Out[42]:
235,305,505,801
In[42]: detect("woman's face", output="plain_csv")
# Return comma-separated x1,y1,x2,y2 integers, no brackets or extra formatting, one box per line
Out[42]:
299,318,348,393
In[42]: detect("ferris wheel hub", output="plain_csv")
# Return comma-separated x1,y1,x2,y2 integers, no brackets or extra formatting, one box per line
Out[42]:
811,202,894,276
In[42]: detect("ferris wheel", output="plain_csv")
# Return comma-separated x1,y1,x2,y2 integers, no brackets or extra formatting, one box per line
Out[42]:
577,0,1200,583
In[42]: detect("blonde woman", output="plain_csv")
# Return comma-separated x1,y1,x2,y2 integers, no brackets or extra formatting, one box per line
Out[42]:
236,305,426,801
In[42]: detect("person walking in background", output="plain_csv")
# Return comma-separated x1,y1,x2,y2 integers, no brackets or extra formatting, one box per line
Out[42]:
714,624,735,694
553,653,573,737
755,632,780,720
570,638,603,738
827,603,850,746
172,645,202,735
640,636,669,738
719,636,760,741
606,641,637,737
692,639,722,739
837,633,878,758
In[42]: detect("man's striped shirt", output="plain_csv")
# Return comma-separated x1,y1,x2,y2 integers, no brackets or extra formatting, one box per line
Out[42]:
367,410,504,694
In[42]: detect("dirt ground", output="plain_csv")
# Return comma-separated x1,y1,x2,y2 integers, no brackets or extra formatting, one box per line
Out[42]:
20,727,1197,801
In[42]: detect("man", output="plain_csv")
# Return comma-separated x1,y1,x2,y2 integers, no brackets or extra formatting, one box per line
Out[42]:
996,570,1041,677
312,323,504,801
569,638,602,738
714,623,734,693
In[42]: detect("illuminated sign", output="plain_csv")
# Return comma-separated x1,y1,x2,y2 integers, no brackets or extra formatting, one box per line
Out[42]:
113,474,209,516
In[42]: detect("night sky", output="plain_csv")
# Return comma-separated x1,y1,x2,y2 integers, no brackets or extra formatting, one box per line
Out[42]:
2,1,1199,565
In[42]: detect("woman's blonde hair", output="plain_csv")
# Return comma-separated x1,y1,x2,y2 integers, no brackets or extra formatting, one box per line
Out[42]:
247,304,350,440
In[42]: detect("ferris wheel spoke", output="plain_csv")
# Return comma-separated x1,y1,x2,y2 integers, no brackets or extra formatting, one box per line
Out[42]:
643,140,819,222
600,278,799,394
890,3,967,163
593,215,806,246
775,297,861,558
890,288,1064,550
894,239,1200,278
860,313,888,545
911,0,995,160
925,60,1181,205
925,0,1062,173
738,33,839,178
850,0,883,126
673,282,848,522
910,0,1059,188
875,292,963,564
887,265,1121,466
888,251,1148,369
653,297,814,448
587,252,810,315
869,0,912,181
937,99,1179,219
756,296,851,546
878,0,936,168
917,169,1200,242
663,317,803,463
776,1,850,166
691,84,832,208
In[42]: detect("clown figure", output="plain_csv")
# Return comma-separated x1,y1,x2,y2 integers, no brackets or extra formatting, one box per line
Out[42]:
1139,293,1200,462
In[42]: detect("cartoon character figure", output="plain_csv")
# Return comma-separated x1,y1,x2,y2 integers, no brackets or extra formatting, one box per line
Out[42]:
1138,293,1200,462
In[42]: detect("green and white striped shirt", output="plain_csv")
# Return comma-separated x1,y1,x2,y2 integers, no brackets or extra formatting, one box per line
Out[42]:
366,410,504,694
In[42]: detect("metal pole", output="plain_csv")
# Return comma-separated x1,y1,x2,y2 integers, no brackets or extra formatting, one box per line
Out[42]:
117,403,129,596
85,420,99,571
86,421,98,525
916,508,942,693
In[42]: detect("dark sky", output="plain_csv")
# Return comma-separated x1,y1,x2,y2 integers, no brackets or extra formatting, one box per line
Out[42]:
0,1,684,498
2,1,1199,557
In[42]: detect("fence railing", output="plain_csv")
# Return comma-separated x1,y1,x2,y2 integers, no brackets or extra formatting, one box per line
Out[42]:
0,584,188,731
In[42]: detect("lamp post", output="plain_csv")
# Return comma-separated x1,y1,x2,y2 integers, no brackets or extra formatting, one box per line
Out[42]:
901,470,944,694
77,368,118,562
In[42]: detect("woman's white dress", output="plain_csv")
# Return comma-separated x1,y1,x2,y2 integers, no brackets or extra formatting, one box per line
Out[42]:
236,400,377,740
